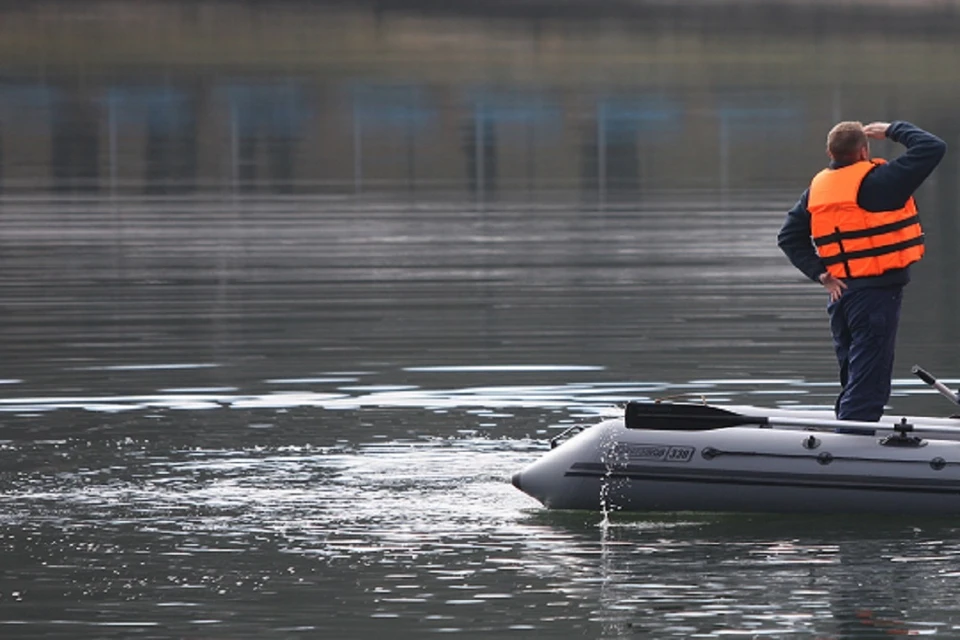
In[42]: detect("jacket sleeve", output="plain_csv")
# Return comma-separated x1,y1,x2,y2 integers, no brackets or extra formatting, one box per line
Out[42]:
858,121,947,211
777,189,826,283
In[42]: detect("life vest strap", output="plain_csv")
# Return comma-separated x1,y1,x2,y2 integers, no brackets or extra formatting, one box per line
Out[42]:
813,214,921,247
820,235,925,267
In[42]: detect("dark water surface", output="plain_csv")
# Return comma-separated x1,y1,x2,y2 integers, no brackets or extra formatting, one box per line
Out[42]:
2,194,960,639
3,1,960,638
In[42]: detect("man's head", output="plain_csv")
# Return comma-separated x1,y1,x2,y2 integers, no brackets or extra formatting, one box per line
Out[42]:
826,121,869,164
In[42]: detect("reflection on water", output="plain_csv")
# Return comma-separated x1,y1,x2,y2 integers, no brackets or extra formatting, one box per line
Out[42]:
2,195,958,411
2,1,960,638
0,374,957,417
5,402,960,637
4,376,960,637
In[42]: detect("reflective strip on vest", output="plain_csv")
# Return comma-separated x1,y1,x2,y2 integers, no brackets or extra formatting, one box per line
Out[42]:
808,159,924,279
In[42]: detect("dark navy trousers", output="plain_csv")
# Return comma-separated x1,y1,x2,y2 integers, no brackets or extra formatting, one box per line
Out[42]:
827,285,903,424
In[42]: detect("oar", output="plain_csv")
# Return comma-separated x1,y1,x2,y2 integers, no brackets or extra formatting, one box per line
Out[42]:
912,364,960,406
624,401,960,435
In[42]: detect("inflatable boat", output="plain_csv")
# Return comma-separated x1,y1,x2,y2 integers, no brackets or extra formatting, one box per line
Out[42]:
512,367,960,516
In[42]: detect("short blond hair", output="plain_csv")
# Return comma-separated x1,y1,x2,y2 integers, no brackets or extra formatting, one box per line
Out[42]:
827,121,868,163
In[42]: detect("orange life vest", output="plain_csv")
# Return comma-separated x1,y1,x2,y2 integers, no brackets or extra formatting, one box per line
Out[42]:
808,159,924,279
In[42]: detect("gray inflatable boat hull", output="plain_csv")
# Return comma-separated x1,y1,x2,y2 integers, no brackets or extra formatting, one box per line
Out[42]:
512,406,960,515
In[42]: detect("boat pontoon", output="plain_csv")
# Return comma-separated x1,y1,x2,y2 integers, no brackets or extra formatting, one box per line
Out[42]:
511,366,960,515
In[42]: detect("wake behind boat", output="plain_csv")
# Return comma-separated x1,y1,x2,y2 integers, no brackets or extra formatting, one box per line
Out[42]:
512,368,960,516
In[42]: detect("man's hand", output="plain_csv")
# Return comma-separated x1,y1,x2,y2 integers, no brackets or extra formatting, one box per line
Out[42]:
863,122,891,139
819,272,848,302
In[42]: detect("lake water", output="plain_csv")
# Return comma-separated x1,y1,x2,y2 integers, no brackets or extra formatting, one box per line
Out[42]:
3,193,960,639
3,1,960,638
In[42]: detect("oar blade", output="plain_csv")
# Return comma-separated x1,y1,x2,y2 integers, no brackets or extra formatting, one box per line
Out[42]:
624,401,761,431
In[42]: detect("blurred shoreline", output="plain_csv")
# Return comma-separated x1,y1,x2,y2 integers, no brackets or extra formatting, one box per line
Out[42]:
0,0,956,76
0,0,957,198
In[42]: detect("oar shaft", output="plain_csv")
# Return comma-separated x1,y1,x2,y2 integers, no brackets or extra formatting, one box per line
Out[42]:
912,364,960,406
932,381,958,403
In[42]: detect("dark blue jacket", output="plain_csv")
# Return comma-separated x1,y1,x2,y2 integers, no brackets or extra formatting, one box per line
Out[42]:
778,121,946,290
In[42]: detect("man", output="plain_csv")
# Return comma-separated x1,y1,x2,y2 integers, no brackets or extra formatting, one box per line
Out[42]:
778,120,946,426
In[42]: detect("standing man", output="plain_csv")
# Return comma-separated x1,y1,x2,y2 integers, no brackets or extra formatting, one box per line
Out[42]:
778,120,946,426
